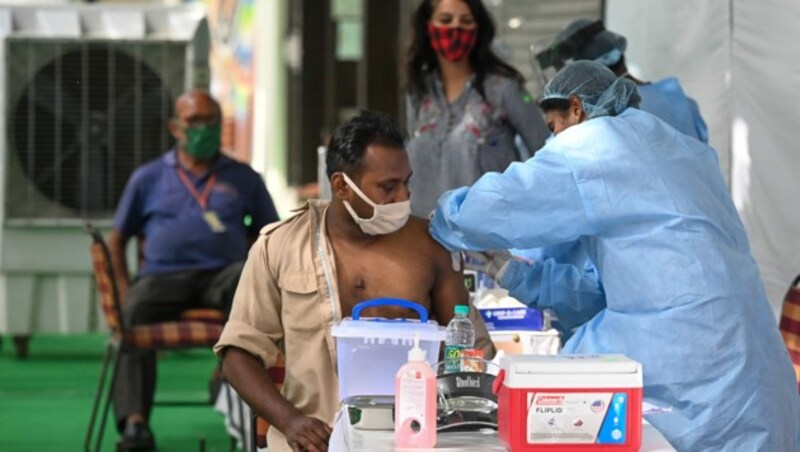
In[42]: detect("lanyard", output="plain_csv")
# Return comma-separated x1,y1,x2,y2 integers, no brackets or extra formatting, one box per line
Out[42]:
176,168,217,210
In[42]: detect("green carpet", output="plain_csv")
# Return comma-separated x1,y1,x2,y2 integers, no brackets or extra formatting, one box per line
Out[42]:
0,334,234,451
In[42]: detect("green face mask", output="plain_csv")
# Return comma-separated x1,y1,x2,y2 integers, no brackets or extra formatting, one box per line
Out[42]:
183,124,221,160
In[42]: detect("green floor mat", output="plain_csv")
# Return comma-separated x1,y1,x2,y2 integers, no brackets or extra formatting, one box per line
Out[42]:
0,334,234,451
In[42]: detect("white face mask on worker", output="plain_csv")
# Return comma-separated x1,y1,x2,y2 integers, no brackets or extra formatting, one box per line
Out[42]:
341,173,411,235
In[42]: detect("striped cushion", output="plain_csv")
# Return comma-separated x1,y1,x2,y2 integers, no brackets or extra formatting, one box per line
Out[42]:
256,353,286,449
90,230,226,350
780,275,800,391
180,308,226,324
90,242,121,331
125,321,223,349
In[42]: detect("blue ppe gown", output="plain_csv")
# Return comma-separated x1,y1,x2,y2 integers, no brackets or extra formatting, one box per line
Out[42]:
430,108,800,451
639,77,708,143
511,242,605,336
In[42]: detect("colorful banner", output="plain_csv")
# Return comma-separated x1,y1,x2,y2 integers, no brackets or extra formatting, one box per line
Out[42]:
205,0,256,162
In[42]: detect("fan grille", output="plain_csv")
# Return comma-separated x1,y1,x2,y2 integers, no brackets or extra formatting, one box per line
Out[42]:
6,39,187,221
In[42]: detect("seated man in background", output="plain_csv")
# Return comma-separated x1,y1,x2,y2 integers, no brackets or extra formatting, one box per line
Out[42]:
215,110,494,452
109,90,279,451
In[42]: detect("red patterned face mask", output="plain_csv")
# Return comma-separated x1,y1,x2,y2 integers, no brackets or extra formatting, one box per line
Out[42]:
427,23,478,62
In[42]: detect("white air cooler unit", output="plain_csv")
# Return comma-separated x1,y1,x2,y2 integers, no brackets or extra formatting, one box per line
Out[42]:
0,4,209,336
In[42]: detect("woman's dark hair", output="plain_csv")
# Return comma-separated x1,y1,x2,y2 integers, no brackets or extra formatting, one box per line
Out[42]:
608,54,626,76
405,0,524,100
326,110,405,179
539,98,570,113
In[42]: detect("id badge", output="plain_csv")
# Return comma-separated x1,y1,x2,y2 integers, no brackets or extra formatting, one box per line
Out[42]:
203,210,227,233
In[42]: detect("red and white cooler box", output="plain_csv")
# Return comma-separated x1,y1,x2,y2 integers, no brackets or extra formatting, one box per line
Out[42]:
494,354,643,452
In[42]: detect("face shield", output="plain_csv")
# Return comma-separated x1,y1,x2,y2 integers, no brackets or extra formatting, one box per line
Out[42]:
529,40,564,99
529,20,607,98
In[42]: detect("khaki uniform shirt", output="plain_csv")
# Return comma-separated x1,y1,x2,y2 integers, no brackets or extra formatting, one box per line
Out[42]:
215,200,341,452
214,199,492,451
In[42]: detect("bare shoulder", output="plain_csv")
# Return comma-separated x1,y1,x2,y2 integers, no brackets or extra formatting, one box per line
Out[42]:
399,216,450,262
401,216,434,241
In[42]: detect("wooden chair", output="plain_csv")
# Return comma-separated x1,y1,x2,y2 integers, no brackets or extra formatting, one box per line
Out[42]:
780,274,800,392
84,225,228,452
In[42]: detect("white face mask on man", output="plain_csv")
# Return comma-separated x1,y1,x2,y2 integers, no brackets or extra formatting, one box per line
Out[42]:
341,173,411,235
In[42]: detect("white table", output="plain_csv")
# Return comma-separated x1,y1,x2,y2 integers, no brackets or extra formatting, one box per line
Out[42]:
330,409,676,452
216,389,676,452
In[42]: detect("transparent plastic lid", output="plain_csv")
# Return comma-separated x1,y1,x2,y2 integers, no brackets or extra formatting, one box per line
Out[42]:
332,317,446,341
332,298,446,341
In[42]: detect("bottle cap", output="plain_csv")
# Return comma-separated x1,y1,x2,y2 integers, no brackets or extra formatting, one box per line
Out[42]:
454,305,469,316
408,332,426,362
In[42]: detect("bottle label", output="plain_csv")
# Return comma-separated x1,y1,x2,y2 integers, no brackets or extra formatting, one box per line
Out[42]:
398,370,427,423
444,344,464,373
461,348,484,372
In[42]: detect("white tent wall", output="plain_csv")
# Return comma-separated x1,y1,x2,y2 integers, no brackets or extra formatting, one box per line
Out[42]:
730,0,800,318
605,0,732,183
605,0,800,318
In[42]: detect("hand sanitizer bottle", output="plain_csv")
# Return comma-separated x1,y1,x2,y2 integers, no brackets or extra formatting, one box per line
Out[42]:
394,333,437,448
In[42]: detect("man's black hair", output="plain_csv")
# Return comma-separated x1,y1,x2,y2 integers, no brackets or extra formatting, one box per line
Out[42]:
326,110,405,179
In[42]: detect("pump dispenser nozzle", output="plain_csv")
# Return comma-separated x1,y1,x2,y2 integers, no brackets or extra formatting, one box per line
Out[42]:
408,332,426,362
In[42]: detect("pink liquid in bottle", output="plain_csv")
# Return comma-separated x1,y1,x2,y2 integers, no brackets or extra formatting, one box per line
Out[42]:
395,333,437,448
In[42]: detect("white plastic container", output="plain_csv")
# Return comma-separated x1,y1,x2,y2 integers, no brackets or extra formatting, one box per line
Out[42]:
331,298,446,401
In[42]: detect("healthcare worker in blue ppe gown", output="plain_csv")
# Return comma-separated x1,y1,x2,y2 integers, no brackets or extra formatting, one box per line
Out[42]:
514,19,711,331
430,60,800,451
534,19,708,143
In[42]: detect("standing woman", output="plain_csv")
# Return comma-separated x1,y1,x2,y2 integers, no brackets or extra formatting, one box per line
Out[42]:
405,0,549,217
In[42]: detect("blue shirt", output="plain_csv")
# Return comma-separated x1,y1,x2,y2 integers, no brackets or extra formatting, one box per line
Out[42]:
114,150,279,276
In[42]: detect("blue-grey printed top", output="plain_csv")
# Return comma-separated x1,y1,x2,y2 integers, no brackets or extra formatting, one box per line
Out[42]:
406,72,549,216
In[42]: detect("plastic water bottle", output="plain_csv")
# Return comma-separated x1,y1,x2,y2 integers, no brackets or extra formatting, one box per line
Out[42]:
444,305,475,373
